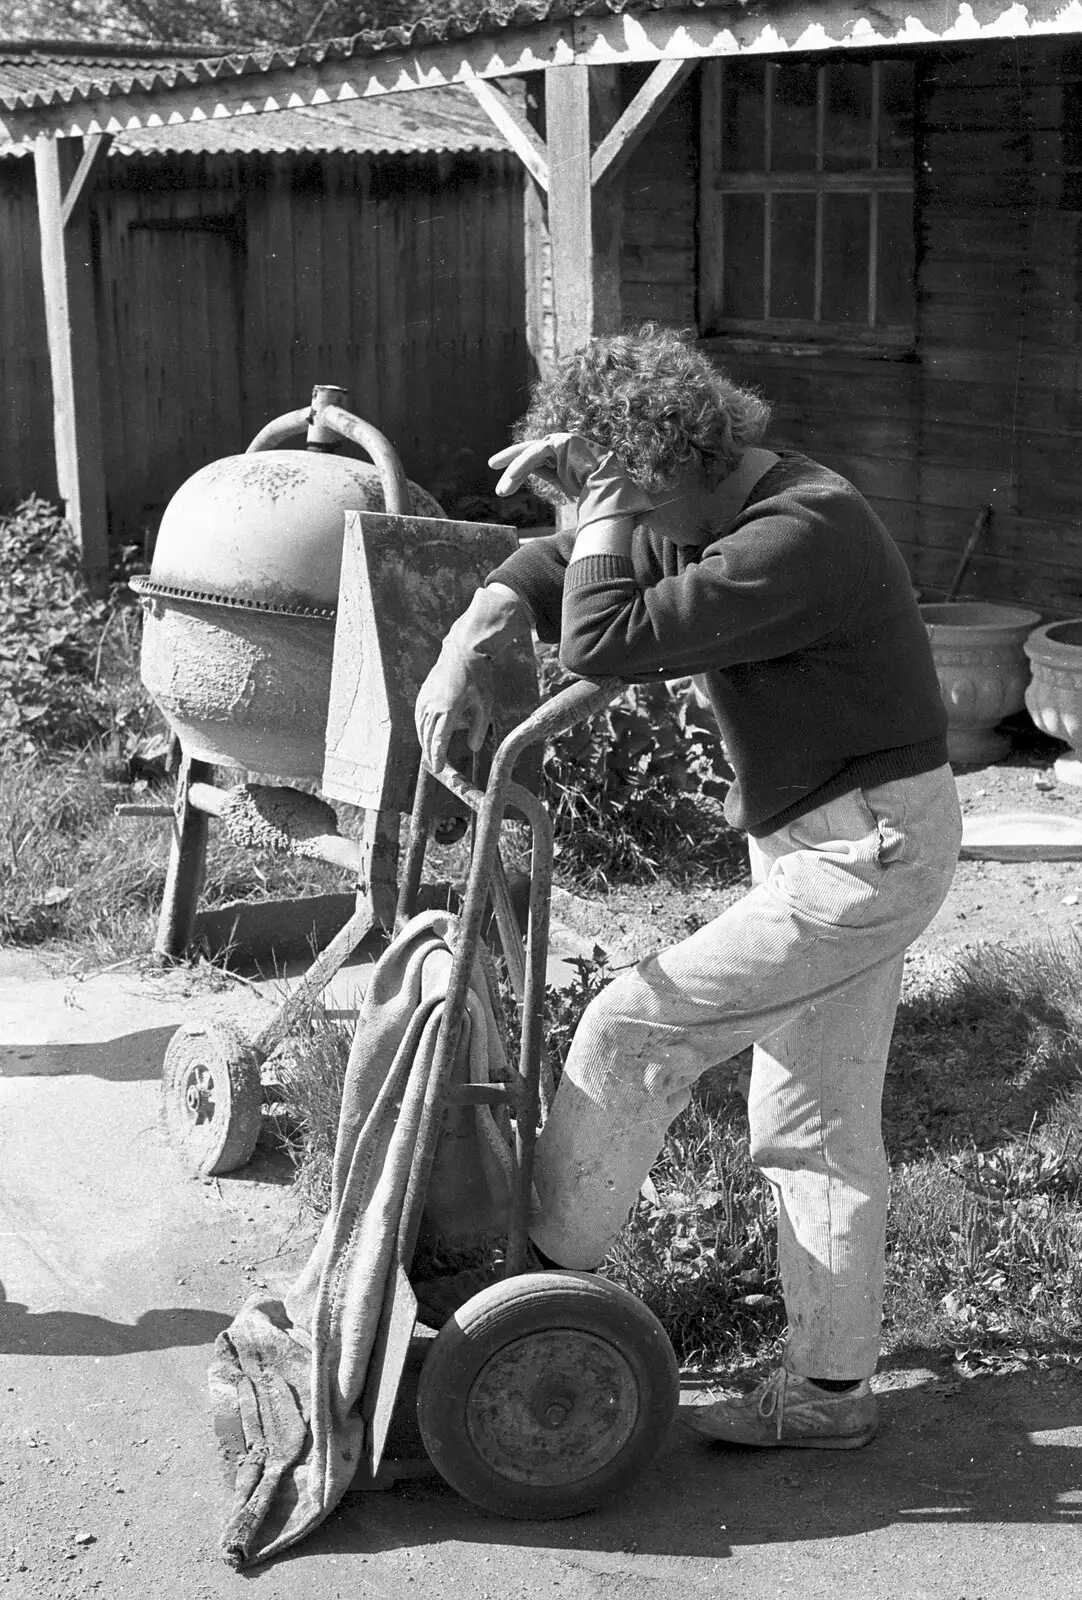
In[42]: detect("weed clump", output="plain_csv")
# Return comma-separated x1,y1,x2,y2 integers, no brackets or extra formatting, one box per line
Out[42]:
538,651,744,888
885,939,1082,1365
1,498,116,756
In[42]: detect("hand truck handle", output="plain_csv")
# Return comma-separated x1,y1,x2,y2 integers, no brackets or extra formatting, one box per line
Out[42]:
425,676,624,809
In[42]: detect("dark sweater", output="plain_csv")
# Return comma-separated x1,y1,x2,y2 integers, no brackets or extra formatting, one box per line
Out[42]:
486,451,948,838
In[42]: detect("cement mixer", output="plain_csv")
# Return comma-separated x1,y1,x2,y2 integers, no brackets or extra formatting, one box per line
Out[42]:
127,385,538,1175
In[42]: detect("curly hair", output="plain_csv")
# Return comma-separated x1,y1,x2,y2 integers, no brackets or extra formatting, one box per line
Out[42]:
516,323,773,493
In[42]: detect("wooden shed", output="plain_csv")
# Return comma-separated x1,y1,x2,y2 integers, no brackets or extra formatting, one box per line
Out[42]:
4,7,1082,615
0,41,528,558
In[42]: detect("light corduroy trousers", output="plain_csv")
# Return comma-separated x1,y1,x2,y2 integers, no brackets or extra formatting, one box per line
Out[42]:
532,764,962,1379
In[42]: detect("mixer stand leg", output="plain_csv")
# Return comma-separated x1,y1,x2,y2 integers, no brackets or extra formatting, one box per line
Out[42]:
360,807,401,932
251,806,401,1058
155,754,214,961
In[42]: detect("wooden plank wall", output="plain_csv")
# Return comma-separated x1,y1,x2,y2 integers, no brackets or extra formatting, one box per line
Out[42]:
621,68,698,328
906,39,1082,615
694,42,1082,620
0,158,58,508
0,147,527,551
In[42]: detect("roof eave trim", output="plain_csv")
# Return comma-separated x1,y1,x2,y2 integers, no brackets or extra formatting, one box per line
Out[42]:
5,1,1082,139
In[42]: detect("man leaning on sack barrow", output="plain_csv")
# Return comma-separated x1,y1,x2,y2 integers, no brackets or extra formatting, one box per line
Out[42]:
414,323,961,1451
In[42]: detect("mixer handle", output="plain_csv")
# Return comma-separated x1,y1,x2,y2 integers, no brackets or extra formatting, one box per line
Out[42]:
245,386,411,517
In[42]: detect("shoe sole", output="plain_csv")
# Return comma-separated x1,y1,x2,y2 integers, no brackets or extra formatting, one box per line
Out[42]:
687,1420,877,1450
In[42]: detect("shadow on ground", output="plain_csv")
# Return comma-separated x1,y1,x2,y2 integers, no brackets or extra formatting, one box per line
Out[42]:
0,1025,177,1081
250,1365,1082,1572
0,1293,231,1356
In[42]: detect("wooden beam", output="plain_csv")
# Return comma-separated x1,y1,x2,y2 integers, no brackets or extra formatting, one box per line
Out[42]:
590,58,695,187
7,2,1082,142
465,77,549,190
60,131,112,227
33,134,109,592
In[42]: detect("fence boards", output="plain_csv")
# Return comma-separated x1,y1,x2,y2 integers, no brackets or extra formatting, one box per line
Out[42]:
0,147,526,550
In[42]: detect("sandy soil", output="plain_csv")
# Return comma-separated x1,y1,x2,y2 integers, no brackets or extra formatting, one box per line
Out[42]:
549,738,1082,969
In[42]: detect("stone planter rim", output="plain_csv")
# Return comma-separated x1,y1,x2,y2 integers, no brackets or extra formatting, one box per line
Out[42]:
919,601,1042,637
1024,618,1082,662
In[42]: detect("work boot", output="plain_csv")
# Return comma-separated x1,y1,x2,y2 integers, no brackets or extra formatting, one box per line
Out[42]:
686,1365,877,1450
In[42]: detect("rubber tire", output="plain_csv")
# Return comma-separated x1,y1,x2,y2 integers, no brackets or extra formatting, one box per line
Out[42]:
160,1019,263,1177
416,1271,679,1519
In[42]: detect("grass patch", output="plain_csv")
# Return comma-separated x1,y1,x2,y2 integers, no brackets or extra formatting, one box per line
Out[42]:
0,746,347,964
0,497,359,964
537,652,744,891
278,938,1082,1373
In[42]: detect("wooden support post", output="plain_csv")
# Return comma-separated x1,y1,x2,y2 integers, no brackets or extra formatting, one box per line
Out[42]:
545,64,602,359
358,808,402,935
33,133,112,594
542,59,694,361
524,173,553,379
463,60,694,378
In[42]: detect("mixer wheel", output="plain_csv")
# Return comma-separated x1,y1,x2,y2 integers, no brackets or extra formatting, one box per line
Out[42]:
161,1020,263,1177
415,1272,679,1519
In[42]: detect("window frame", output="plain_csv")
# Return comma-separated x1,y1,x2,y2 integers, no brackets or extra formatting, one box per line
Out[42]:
698,56,917,350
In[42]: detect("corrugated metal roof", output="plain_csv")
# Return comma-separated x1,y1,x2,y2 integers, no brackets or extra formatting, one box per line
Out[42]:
112,89,509,154
0,39,222,100
0,3,671,115
0,43,510,156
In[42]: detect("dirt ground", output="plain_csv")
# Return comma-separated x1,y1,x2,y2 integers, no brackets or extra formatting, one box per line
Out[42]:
4,736,1082,1599
549,735,1082,969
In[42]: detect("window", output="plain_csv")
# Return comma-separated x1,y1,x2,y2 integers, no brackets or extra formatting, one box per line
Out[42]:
699,57,916,345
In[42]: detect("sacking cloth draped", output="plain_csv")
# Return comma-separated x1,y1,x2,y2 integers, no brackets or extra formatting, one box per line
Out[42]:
208,910,512,1567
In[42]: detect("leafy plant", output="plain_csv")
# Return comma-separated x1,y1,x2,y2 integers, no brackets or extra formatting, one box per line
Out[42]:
537,650,741,886
0,498,113,756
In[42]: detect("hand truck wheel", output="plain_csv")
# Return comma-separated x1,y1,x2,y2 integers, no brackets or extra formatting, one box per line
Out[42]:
161,1020,263,1176
415,1271,679,1519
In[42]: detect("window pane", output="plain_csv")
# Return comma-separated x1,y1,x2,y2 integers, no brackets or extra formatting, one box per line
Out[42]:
771,63,818,172
771,193,817,320
824,62,873,171
723,193,765,318
878,59,915,169
821,193,870,325
877,189,914,326
722,61,766,171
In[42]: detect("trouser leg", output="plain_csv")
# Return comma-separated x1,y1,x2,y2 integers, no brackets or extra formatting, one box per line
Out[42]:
748,951,905,1379
531,769,960,1309
530,890,901,1270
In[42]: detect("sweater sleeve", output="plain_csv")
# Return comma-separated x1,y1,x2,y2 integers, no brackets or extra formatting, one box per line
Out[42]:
484,529,577,645
558,487,871,679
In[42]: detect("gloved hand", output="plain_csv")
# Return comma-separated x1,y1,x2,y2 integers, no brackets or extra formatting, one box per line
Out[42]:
415,584,529,770
488,433,602,501
489,435,655,532
415,636,494,772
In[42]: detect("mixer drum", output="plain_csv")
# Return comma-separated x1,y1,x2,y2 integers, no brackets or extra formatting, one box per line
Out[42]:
134,452,444,782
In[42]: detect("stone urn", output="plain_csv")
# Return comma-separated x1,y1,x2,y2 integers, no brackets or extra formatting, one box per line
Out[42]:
1025,619,1082,784
920,602,1040,764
